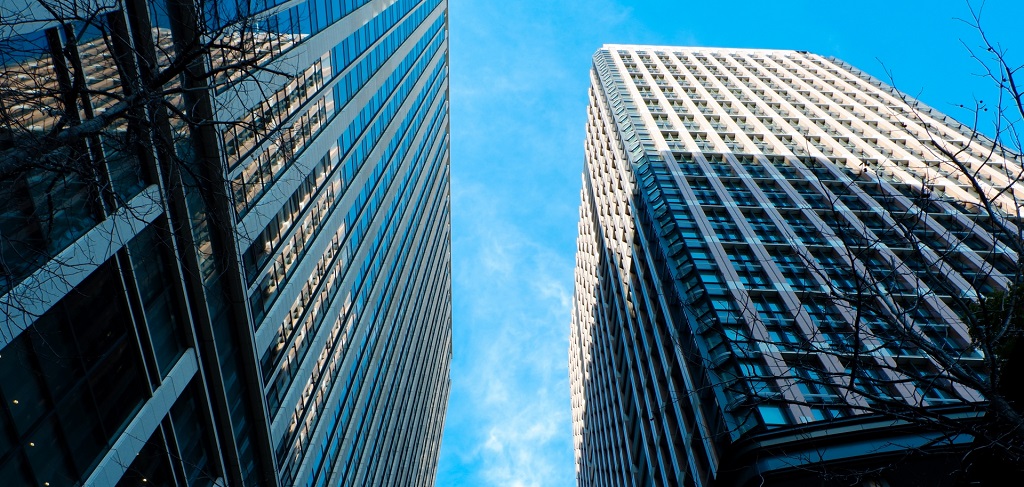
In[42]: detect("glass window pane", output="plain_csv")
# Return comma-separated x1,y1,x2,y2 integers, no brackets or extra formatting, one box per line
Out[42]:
67,264,130,370
24,416,76,486
128,224,187,376
0,340,48,436
171,382,217,487
757,405,789,425
116,427,176,487
89,339,145,438
29,313,83,401
0,453,33,485
55,383,105,477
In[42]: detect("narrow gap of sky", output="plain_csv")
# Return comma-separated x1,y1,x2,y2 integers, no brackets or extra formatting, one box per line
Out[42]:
438,1,1024,486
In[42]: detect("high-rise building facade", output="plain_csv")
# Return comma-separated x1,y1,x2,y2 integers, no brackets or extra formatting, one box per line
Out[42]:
570,45,1021,486
0,1,450,486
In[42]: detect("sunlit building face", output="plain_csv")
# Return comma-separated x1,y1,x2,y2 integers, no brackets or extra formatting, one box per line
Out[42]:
570,45,1019,486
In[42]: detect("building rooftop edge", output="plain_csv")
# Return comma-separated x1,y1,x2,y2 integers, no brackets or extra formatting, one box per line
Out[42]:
599,44,806,55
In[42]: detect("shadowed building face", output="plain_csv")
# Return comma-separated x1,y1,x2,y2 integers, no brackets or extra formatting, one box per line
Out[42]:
0,1,451,485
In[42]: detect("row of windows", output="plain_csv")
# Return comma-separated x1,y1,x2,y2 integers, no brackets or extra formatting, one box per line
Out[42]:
0,26,163,293
224,57,329,169
0,158,100,294
312,162,450,487
675,157,1009,275
243,144,336,281
0,261,145,485
270,77,447,486
235,93,332,216
230,0,441,216
243,8,446,332
277,81,448,486
621,48,995,169
259,28,447,401
633,153,987,420
288,92,448,485
211,0,377,90
248,153,345,324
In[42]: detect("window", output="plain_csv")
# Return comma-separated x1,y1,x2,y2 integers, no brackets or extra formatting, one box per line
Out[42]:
757,405,791,426
763,321,804,352
725,180,759,207
738,359,780,397
0,261,146,485
810,250,857,292
744,212,784,244
707,210,743,242
758,182,796,209
790,361,845,415
752,295,789,324
128,224,187,376
843,362,899,404
687,177,722,205
726,247,770,288
808,405,847,421
901,362,961,405
171,381,218,487
781,211,826,245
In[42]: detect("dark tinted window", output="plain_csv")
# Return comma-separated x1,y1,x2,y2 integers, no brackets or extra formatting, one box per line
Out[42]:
0,260,145,484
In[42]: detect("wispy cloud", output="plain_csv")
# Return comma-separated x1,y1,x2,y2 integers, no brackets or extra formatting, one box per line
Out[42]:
438,0,701,485
439,0,1024,485
443,178,575,485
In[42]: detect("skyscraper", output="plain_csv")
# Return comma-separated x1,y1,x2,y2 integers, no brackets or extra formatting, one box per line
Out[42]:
0,1,450,486
570,45,1021,486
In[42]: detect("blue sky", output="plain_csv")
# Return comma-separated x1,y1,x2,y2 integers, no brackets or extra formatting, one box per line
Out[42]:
437,1,1024,485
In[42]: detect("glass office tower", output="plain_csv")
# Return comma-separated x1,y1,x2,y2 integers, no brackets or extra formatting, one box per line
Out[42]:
570,45,1021,486
0,1,450,486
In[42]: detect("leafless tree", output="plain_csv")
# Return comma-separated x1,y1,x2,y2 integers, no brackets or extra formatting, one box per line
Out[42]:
0,1,312,484
0,0,305,321
699,4,1024,483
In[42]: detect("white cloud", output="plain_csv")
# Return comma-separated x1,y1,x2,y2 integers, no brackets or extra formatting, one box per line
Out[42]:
441,175,576,486
438,0,702,485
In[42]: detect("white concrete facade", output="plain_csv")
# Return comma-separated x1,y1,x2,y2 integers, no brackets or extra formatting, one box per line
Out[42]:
571,46,1022,486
